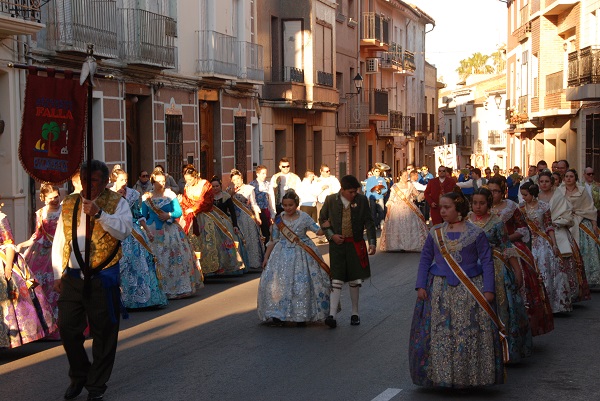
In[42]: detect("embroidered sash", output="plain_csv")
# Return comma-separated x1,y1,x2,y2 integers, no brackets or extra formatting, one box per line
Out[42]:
392,185,426,223
492,248,508,266
275,215,331,277
131,229,155,258
566,231,587,300
579,221,600,249
520,206,553,245
232,196,266,243
433,228,509,363
207,207,236,242
0,250,38,289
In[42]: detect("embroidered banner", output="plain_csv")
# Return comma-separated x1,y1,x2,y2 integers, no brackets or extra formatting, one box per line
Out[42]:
19,73,88,184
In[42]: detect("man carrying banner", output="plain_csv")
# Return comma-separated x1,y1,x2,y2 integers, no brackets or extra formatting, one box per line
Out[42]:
52,160,132,401
319,175,377,328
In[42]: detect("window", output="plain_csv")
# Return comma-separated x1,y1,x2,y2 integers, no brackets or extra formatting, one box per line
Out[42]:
234,116,247,174
315,23,333,75
166,114,183,182
283,19,303,80
586,114,600,171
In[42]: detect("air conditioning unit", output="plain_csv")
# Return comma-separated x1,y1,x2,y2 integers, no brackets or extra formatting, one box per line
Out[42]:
366,58,379,74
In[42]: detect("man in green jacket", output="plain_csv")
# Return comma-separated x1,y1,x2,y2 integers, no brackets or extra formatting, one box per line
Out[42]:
319,175,376,328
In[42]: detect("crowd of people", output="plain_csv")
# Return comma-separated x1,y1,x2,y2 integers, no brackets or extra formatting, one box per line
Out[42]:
2,155,600,398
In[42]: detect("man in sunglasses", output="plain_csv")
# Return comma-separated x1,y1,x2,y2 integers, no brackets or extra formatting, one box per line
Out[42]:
133,171,152,195
315,164,341,243
583,166,600,226
270,157,301,215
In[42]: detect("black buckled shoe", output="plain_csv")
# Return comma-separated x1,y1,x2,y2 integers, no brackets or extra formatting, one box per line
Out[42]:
324,315,337,328
350,315,360,326
64,382,85,400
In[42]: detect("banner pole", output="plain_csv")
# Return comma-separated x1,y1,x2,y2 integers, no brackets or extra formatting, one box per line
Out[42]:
83,44,96,295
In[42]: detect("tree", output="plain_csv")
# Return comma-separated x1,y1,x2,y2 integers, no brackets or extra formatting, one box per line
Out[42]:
456,51,496,80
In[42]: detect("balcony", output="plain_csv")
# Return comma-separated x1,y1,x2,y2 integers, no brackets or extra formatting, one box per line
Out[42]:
361,12,389,51
346,102,369,132
41,0,118,58
118,8,176,69
381,43,402,71
316,70,333,87
455,134,473,148
0,0,44,37
518,95,528,114
488,130,507,149
543,0,577,16
566,46,600,101
367,89,388,120
238,41,264,83
196,30,238,79
403,51,416,73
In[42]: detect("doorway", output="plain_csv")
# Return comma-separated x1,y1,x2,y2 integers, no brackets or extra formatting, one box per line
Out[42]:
294,123,307,174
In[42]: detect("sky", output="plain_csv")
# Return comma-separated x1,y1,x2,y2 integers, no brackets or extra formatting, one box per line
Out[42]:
410,0,508,86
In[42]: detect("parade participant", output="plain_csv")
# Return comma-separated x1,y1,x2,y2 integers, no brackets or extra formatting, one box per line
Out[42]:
379,170,428,252
582,166,600,226
552,172,562,188
538,171,590,304
297,169,319,222
111,167,168,308
154,164,179,193
518,165,539,203
180,164,244,276
16,183,62,339
470,188,532,363
315,164,341,243
133,170,152,195
520,182,572,313
455,168,487,192
410,170,429,222
484,167,492,181
493,165,504,178
365,165,388,230
249,165,275,244
563,169,600,290
409,190,505,388
536,160,548,174
556,160,569,178
270,157,301,215
211,176,239,230
424,166,457,225
228,169,265,271
489,176,554,336
457,163,474,201
551,161,559,173
1,202,57,348
319,175,376,328
142,169,200,299
418,165,434,185
506,166,522,203
257,190,331,326
51,160,133,401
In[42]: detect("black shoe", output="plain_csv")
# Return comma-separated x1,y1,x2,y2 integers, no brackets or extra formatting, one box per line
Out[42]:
87,394,104,401
324,315,337,328
351,315,360,326
64,382,85,400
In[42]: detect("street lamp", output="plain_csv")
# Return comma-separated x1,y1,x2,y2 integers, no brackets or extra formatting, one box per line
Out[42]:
343,73,363,99
494,93,503,109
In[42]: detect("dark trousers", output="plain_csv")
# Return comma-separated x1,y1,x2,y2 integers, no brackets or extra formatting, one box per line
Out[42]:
259,209,272,244
58,270,121,396
369,197,384,228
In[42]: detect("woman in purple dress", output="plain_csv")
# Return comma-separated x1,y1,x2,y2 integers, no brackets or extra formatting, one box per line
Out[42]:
1,206,57,347
409,191,504,388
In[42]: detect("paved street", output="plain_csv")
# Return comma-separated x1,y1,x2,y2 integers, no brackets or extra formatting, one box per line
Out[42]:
1,244,599,401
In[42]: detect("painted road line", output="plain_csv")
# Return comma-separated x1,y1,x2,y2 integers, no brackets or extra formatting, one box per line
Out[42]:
371,388,402,401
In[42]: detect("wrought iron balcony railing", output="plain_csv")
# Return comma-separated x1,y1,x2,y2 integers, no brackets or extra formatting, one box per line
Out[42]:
0,0,41,22
346,102,369,131
118,8,176,68
282,66,304,83
567,46,600,87
546,71,563,94
316,70,334,87
367,89,388,116
381,42,402,69
488,130,507,147
403,50,416,72
196,30,238,78
41,0,118,58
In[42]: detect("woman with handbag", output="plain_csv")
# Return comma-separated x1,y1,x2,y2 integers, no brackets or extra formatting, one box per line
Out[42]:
409,190,505,388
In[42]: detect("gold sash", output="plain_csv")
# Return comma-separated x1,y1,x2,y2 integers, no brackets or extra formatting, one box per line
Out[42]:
232,196,266,243
207,207,236,242
392,185,426,223
275,216,331,277
433,228,509,363
520,206,553,245
131,229,155,258
579,221,600,249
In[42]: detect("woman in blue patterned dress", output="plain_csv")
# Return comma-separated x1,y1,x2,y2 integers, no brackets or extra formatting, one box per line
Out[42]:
142,169,201,299
111,167,167,309
257,190,330,326
409,191,504,388
470,188,532,363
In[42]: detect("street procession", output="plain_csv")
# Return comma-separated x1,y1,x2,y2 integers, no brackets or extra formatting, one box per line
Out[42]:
1,1,600,400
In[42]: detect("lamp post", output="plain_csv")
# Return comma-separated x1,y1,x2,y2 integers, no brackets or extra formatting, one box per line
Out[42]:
494,93,503,109
343,73,363,99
